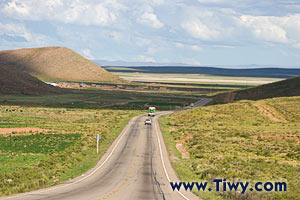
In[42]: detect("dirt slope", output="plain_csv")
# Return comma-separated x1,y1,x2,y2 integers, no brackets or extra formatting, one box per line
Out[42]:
0,64,63,95
0,47,124,83
214,76,300,103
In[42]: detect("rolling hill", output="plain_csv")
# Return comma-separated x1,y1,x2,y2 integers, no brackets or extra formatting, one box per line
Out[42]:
0,64,63,95
160,96,300,200
0,47,124,83
214,76,300,103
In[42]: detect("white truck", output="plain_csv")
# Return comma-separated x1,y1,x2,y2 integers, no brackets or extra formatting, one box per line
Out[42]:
148,106,156,117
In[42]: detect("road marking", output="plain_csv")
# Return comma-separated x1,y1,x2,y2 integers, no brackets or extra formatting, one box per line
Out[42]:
98,156,137,200
1,116,140,200
98,120,143,200
154,114,190,200
2,98,210,200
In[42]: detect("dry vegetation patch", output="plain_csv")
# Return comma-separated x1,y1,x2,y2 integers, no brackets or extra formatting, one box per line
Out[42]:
0,128,48,135
253,102,287,122
160,96,300,200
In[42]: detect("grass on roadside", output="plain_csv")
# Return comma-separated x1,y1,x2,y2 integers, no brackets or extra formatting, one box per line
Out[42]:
0,105,142,196
160,96,300,200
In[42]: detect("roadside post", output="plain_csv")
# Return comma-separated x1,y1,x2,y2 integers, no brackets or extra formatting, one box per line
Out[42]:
94,134,101,154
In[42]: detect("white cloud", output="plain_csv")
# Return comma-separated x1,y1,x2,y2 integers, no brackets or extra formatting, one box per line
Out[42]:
182,58,201,65
1,0,300,65
292,43,300,49
175,42,184,48
180,5,300,48
61,0,127,26
0,22,32,41
3,0,31,17
181,20,220,40
146,47,159,54
135,38,151,47
174,42,202,51
149,0,165,6
197,0,227,3
137,12,164,29
0,22,61,49
2,0,127,27
137,55,156,62
240,14,300,47
190,45,202,51
3,0,63,20
240,15,288,43
180,8,237,41
82,49,95,60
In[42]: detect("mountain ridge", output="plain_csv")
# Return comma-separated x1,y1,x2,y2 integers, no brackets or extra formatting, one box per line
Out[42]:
0,47,125,83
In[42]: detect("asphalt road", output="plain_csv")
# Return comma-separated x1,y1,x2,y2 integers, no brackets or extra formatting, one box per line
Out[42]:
1,98,211,200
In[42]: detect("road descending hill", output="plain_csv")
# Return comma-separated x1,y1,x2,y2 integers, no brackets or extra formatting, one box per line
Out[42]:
0,64,62,95
0,47,124,83
214,76,300,103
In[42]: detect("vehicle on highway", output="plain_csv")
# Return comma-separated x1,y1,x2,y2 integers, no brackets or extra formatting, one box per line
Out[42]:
190,103,194,107
145,118,152,125
148,106,156,117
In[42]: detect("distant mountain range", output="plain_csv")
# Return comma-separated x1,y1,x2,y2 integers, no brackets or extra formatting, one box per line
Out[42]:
93,60,300,69
93,60,192,67
101,65,300,79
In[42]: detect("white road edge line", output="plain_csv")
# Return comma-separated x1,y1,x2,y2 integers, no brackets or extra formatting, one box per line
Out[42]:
154,114,190,200
2,116,138,200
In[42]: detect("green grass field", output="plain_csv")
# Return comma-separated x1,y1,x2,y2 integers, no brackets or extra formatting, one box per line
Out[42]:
160,96,300,200
0,86,202,196
0,89,199,110
0,105,142,196
0,134,80,154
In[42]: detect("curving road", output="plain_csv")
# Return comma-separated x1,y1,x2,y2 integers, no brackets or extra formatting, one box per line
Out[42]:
1,98,211,200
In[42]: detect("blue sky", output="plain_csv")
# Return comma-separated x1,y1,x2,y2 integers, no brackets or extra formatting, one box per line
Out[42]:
0,0,300,67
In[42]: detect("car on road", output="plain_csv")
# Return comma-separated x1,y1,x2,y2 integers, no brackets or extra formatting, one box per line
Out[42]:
145,118,152,125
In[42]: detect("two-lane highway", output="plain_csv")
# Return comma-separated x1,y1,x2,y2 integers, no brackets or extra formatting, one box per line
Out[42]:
1,99,211,200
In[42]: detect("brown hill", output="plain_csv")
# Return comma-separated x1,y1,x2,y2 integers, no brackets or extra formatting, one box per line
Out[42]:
0,47,124,83
214,76,300,103
0,64,63,95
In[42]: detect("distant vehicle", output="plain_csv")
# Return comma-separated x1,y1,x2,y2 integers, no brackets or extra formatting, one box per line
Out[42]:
145,118,152,125
148,106,156,117
190,103,194,107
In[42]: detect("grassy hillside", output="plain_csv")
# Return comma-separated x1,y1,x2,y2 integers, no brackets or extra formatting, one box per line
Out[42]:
0,64,62,95
160,96,300,200
214,76,300,103
0,47,124,83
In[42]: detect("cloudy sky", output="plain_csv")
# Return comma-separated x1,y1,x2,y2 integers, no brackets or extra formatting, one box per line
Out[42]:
0,0,300,67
